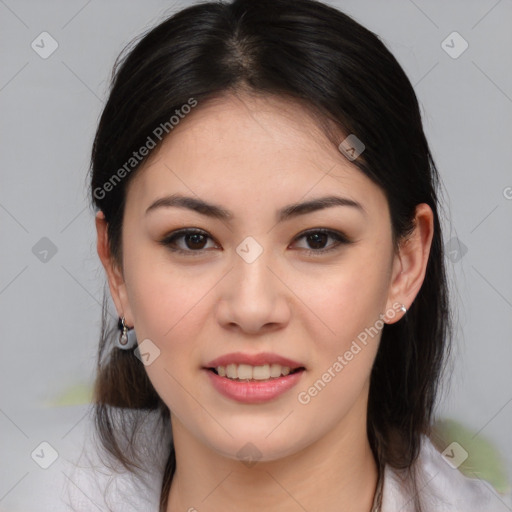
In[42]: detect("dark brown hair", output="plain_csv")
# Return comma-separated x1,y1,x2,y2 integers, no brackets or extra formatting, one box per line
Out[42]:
89,1,453,510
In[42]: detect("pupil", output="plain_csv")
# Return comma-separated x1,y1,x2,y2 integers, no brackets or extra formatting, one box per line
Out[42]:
308,233,327,249
186,233,206,249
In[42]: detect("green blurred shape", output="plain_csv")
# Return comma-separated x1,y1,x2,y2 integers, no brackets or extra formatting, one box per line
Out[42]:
432,418,510,495
45,382,94,407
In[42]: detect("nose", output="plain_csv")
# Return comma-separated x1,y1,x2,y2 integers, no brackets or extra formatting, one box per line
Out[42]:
215,246,291,335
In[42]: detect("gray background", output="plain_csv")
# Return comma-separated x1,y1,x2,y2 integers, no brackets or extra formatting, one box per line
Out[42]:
1,0,511,510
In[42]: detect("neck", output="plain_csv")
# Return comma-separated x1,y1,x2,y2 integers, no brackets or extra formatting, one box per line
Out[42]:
166,399,379,512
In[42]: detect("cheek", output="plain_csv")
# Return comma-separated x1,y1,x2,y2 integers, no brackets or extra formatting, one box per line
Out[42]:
297,269,385,414
121,242,227,404
303,256,391,348
123,238,211,337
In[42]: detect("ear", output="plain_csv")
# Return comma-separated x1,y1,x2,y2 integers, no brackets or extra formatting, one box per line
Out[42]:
95,210,134,326
383,203,434,324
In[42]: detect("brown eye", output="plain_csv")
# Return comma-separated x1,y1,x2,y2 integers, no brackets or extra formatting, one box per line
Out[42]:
305,232,329,249
291,229,353,255
184,232,208,250
160,229,218,255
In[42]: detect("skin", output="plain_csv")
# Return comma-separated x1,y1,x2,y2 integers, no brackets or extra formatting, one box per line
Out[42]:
96,91,434,512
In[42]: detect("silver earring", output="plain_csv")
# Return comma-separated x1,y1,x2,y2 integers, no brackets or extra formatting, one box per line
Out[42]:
115,316,137,350
385,303,407,324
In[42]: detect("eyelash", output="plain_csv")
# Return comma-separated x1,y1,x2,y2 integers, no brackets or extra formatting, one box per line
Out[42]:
160,228,353,257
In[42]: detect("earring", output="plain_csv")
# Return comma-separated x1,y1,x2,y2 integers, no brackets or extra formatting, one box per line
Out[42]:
384,303,408,324
115,316,137,350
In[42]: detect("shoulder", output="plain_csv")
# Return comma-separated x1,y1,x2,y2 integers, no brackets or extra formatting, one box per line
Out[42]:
19,405,169,512
381,435,511,512
63,406,170,512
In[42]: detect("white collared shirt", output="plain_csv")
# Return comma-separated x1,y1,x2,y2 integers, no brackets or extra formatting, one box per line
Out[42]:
380,436,511,511
21,409,512,512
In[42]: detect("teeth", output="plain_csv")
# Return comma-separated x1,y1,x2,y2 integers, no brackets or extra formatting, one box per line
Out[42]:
226,364,237,379
215,363,295,380
253,364,270,380
238,364,253,380
270,364,282,378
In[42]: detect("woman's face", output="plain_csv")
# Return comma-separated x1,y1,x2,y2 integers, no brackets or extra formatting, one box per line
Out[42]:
108,93,407,462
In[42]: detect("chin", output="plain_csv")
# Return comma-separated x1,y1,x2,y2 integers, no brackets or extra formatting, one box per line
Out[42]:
200,428,312,465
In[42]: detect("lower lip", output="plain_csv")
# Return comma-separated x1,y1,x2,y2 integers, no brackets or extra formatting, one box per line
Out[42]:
204,368,305,404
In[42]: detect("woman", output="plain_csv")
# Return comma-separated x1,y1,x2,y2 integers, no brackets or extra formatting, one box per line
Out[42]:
66,0,507,510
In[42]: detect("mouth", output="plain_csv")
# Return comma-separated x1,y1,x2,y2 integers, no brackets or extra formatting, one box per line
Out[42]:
206,364,306,382
203,363,306,403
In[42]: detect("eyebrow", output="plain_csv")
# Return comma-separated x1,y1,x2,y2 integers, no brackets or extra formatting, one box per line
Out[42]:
145,193,366,222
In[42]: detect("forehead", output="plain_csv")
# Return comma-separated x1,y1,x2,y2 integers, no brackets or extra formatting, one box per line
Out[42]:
125,92,387,220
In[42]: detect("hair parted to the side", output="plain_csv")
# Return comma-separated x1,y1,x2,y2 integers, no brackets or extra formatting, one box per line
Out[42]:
88,1,453,510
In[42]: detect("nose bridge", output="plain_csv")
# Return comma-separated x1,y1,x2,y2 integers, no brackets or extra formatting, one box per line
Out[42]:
233,235,275,297
215,234,290,332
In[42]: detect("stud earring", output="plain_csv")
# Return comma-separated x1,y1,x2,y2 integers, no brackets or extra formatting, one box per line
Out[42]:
384,303,407,324
115,316,137,350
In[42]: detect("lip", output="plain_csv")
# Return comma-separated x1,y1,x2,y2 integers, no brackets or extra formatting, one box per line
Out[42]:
204,352,305,369
204,367,305,404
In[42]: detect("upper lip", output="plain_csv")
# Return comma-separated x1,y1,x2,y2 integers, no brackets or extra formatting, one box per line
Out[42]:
204,352,305,369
